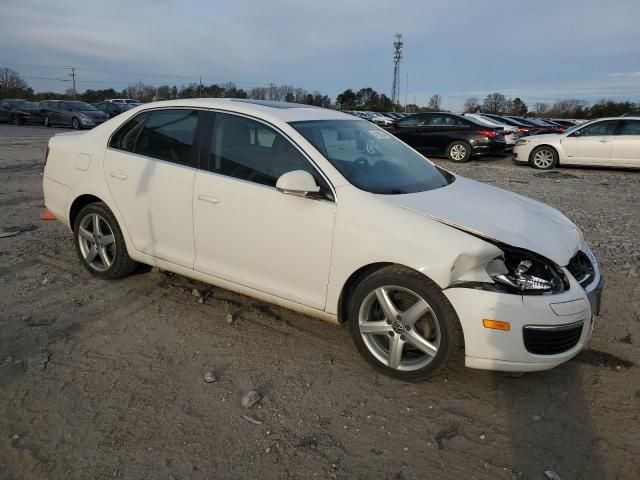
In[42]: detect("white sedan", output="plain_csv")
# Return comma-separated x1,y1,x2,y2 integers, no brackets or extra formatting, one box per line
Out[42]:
513,117,640,169
43,99,602,380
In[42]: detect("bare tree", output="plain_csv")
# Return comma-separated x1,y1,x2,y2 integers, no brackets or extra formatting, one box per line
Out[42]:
427,94,442,111
533,102,549,116
482,92,508,113
463,97,480,113
0,67,29,97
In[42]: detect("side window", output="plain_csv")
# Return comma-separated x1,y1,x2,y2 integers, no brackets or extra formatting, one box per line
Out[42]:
135,109,199,166
621,120,640,135
574,121,618,137
397,115,420,127
108,112,150,153
209,113,325,191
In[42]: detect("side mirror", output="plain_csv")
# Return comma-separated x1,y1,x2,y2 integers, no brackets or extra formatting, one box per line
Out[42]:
276,170,320,197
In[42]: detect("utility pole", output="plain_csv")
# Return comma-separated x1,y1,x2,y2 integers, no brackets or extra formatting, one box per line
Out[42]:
199,77,202,97
391,33,403,109
405,73,408,112
65,66,76,100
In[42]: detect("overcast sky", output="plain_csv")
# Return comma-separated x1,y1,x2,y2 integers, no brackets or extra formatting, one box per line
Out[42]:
1,0,639,110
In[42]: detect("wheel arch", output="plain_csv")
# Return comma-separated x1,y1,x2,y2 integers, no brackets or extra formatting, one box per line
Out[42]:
529,144,560,166
69,194,104,228
337,262,436,325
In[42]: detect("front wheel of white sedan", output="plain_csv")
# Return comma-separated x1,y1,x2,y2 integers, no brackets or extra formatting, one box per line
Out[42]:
347,266,464,381
530,146,558,170
73,202,138,279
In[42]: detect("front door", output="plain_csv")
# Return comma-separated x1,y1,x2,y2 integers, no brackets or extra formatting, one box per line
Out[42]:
193,112,336,310
103,109,200,268
561,120,620,165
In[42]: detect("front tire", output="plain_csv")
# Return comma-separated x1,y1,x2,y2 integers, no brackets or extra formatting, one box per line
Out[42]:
71,117,81,129
73,202,138,279
530,146,558,169
347,265,464,381
447,141,472,163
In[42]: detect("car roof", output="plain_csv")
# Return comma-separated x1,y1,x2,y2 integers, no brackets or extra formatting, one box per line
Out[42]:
134,98,353,123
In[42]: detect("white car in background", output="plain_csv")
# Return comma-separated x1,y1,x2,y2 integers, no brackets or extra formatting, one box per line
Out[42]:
513,117,640,169
370,113,395,127
43,99,602,381
462,113,520,148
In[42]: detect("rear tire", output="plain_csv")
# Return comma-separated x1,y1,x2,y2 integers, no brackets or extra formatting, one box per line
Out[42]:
12,115,23,126
73,202,138,279
347,265,464,382
529,146,558,169
447,141,472,163
43,115,51,127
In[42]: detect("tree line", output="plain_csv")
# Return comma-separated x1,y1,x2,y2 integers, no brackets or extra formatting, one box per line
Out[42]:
1,67,637,118
463,92,638,119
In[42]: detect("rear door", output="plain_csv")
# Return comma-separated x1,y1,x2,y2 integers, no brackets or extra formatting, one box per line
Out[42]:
610,120,640,168
561,120,620,165
103,109,201,267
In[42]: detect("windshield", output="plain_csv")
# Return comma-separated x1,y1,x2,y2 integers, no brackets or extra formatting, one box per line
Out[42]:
563,121,592,135
290,119,451,194
67,101,97,111
11,101,38,109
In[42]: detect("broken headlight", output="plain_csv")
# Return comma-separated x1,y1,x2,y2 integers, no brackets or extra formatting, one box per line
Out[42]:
486,248,566,294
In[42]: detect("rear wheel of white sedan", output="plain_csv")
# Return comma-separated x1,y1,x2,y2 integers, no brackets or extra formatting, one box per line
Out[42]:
347,266,464,381
530,146,558,169
73,202,138,279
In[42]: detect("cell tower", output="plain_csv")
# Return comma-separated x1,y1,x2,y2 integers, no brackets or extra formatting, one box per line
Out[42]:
391,33,403,107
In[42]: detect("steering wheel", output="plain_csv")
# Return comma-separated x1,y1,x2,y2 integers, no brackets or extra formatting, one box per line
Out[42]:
347,156,370,177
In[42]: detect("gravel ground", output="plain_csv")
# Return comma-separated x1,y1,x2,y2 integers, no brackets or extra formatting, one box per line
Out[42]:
1,124,639,480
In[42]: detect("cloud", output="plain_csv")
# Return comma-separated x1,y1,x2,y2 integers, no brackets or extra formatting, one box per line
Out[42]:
0,0,639,108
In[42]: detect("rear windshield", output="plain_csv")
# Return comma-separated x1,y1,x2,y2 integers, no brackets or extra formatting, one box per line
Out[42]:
290,119,452,195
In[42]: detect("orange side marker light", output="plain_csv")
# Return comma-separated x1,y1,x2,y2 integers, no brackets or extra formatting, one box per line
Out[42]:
482,319,511,331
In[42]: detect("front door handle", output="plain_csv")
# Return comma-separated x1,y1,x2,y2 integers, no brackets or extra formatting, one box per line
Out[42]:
598,138,610,143
110,170,127,180
197,193,219,204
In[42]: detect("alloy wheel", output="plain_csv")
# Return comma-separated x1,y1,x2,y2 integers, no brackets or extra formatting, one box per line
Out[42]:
72,117,80,129
533,149,554,168
77,213,116,272
358,285,441,371
449,144,467,161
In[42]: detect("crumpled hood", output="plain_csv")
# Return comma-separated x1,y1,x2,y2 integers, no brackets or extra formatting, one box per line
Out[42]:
380,176,582,266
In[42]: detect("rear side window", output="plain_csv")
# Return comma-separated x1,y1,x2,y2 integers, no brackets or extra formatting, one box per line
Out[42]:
621,120,640,135
108,112,150,153
208,113,323,189
134,110,199,166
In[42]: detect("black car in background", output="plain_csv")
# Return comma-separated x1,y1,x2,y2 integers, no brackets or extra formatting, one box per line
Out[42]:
386,112,505,162
93,101,132,118
0,99,45,125
480,113,540,136
506,116,563,134
40,100,110,129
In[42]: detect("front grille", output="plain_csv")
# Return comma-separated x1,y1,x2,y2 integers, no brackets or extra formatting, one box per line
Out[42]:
566,250,595,288
523,321,583,355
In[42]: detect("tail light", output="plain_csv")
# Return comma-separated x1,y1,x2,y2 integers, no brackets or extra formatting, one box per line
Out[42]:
45,146,50,166
518,127,530,133
478,129,497,139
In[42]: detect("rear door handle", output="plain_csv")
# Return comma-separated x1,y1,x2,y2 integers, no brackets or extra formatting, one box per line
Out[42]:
197,193,219,204
110,170,127,180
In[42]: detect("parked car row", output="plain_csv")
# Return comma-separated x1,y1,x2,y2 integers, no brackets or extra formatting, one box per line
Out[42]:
0,98,142,129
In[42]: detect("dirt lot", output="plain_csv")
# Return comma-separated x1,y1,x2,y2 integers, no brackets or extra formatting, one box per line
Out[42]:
1,124,639,480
